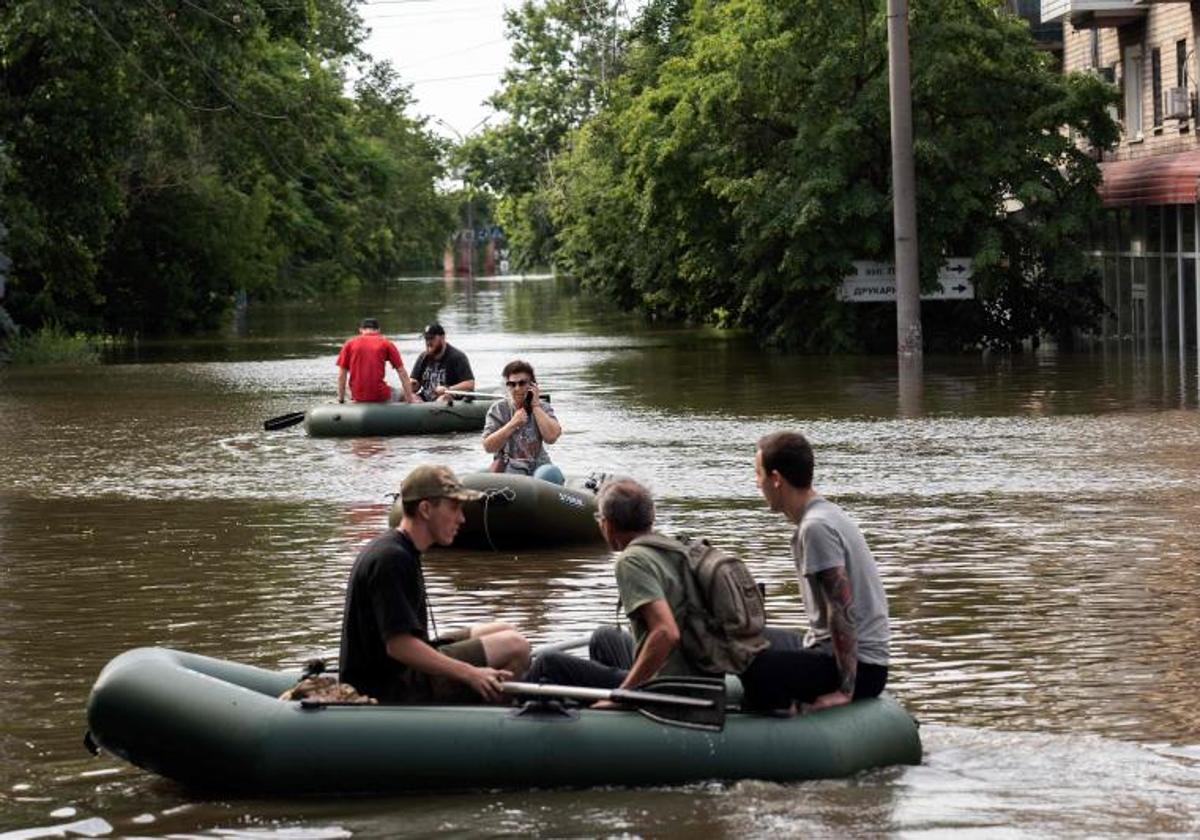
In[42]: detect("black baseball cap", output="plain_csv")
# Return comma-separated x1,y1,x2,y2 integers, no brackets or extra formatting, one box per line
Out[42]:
359,317,380,330
422,322,445,339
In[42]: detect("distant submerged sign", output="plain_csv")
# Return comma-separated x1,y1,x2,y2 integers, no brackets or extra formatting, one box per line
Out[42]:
838,259,975,303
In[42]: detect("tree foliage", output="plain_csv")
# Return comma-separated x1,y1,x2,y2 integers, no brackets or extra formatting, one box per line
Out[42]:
0,0,451,336
486,0,1118,350
458,0,633,268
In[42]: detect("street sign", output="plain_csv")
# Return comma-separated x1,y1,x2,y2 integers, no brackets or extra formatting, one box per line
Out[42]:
838,259,975,302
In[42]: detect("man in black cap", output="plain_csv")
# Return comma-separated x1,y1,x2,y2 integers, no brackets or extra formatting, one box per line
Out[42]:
409,322,475,403
339,464,530,703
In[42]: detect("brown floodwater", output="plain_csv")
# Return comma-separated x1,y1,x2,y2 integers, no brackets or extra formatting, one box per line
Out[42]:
2,275,1200,837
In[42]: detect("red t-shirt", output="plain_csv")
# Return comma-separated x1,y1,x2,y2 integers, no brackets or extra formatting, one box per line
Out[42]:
336,333,402,402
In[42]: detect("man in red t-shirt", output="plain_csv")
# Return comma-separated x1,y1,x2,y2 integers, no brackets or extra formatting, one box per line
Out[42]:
336,318,417,404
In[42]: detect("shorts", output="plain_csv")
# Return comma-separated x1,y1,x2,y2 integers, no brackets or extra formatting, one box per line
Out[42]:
398,636,489,704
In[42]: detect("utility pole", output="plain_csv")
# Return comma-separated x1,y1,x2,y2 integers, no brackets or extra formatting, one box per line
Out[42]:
888,0,922,357
465,184,475,281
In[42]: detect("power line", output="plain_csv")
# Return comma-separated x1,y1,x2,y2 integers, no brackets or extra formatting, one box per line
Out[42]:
395,37,507,71
81,1,374,208
177,0,241,30
144,0,289,121
408,70,505,84
75,3,231,113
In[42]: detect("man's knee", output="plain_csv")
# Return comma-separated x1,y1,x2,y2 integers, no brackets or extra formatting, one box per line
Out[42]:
590,625,634,669
524,650,571,684
482,629,530,671
470,621,518,638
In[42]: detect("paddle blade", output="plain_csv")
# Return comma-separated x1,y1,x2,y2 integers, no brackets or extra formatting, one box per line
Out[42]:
263,411,306,431
622,676,727,732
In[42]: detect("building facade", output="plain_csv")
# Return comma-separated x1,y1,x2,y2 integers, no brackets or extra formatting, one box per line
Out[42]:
1042,0,1200,351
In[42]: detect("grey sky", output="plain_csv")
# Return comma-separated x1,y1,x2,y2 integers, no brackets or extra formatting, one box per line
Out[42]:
358,0,644,141
359,0,516,140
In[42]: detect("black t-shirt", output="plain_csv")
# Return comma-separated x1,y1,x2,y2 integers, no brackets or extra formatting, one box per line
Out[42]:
411,343,474,402
339,529,428,701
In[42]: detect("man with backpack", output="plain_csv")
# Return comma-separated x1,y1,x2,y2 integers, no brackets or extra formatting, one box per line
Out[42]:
739,431,891,714
524,479,768,698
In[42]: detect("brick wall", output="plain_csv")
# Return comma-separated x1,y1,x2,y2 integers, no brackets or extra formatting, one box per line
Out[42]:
1062,8,1198,160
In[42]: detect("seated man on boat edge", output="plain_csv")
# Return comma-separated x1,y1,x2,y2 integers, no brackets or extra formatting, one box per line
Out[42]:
738,431,891,713
338,464,531,704
335,317,418,405
482,359,564,483
525,478,762,704
410,322,476,403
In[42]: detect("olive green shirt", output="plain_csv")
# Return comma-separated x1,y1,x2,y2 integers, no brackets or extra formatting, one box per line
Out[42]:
616,535,707,678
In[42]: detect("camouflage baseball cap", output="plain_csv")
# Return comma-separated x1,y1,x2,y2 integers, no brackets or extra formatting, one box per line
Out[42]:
400,465,483,503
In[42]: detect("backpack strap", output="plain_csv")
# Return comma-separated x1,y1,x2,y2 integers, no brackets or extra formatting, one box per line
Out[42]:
627,532,688,556
626,533,708,619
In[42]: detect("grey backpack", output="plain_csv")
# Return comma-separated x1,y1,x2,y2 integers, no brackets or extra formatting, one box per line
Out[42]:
629,534,769,674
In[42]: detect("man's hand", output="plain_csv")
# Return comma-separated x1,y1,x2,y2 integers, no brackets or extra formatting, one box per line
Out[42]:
808,690,852,711
510,407,528,426
466,666,513,702
590,699,623,710
434,385,448,396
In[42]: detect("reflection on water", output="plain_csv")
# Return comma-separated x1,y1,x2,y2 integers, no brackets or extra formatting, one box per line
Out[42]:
2,276,1200,835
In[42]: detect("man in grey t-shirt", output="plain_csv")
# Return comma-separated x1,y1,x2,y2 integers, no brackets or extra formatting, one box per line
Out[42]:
740,431,891,714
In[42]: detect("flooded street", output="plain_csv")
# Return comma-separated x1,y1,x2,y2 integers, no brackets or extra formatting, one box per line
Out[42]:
2,275,1200,837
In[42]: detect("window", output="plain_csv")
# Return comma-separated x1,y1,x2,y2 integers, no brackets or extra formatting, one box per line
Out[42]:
1152,48,1162,127
1091,30,1101,70
1124,46,1143,140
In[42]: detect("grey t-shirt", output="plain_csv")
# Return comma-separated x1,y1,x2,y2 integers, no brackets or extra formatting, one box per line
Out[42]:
482,398,557,475
792,497,890,666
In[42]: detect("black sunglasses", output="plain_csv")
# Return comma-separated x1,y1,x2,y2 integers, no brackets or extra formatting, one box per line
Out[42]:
505,379,532,388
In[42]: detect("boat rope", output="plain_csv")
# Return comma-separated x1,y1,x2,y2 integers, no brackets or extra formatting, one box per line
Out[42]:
480,486,516,552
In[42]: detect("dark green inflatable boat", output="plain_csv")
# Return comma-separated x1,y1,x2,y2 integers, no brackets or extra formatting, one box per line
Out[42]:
304,398,493,438
388,472,608,550
85,647,922,795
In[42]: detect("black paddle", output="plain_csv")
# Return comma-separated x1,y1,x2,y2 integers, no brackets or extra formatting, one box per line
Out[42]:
501,676,727,732
263,411,306,431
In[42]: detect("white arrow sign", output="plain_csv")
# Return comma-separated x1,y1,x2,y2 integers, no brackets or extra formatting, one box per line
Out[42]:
838,259,975,302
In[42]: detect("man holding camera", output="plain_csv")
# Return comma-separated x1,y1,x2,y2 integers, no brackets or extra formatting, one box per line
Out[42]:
481,359,562,479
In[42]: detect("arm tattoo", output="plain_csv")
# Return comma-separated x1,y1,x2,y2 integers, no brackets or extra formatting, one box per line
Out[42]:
815,566,857,697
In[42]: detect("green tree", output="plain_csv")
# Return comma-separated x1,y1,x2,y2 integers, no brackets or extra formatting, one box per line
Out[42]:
0,142,13,339
0,0,450,337
548,0,1117,350
460,0,635,268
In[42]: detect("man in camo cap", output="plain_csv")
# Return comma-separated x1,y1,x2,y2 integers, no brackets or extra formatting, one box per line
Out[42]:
339,465,530,703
